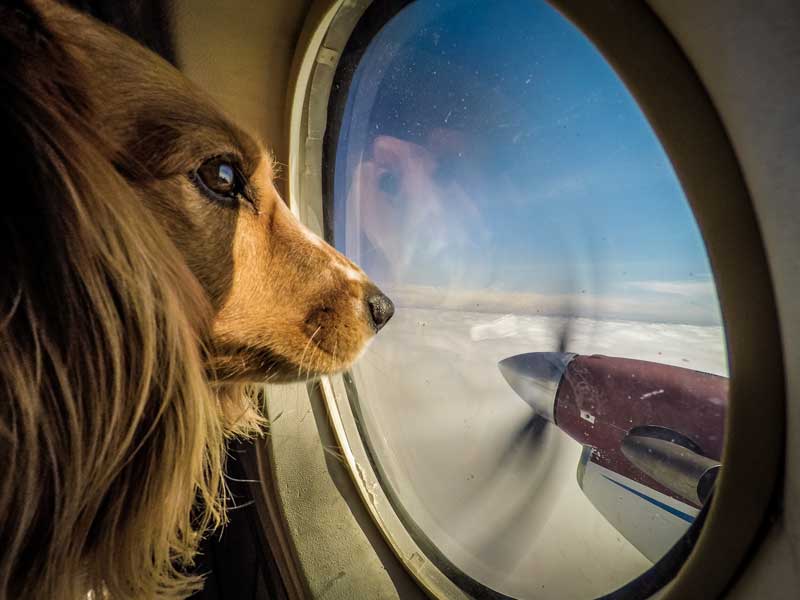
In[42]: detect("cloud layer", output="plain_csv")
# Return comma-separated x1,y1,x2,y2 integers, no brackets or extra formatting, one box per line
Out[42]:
384,279,723,326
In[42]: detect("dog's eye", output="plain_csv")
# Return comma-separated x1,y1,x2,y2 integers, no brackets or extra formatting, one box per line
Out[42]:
192,157,248,207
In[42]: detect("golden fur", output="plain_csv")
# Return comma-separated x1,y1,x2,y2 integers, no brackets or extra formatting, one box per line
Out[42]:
0,1,390,598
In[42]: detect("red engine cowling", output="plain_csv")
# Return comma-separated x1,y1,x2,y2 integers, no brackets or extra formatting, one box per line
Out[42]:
499,352,727,560
555,355,727,507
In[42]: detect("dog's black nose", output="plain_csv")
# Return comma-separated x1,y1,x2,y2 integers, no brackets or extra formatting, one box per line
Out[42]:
367,292,395,331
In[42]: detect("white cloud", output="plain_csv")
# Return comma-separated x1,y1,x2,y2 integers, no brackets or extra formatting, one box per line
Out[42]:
383,280,723,326
626,279,716,298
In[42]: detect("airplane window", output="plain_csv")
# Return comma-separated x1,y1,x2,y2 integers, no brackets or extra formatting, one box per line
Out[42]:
325,0,728,597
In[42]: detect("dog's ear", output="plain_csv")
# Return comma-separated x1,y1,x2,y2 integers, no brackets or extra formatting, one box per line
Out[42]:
0,0,92,317
1,0,92,208
1,0,81,306
0,1,47,45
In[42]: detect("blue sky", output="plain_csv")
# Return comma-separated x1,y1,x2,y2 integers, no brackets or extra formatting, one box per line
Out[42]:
333,0,720,325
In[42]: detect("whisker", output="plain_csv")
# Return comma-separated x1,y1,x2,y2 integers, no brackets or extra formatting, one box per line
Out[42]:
225,476,260,484
304,346,320,382
330,339,339,367
226,499,256,512
297,326,321,380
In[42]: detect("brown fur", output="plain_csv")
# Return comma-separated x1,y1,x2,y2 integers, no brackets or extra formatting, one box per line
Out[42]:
0,1,390,598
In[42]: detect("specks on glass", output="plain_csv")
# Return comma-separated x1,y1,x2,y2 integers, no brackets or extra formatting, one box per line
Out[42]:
331,0,726,597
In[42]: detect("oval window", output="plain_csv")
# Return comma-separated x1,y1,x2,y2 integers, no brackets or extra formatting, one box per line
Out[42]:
325,0,728,597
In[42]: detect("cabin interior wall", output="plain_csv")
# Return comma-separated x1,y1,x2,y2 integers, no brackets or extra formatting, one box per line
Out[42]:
648,0,800,596
172,0,313,196
170,0,800,597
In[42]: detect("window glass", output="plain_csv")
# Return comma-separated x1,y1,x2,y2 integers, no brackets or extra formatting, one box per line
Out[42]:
329,1,728,597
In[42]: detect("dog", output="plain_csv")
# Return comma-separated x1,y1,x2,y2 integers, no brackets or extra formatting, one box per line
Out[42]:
0,1,393,598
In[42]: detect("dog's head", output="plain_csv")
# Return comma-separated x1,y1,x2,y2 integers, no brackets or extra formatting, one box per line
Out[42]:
47,1,393,384
0,2,392,598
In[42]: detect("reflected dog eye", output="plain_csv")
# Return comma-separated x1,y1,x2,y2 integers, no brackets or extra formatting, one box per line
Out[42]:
191,156,249,207
378,170,400,196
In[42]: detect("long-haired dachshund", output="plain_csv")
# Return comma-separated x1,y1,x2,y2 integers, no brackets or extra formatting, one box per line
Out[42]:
0,1,393,598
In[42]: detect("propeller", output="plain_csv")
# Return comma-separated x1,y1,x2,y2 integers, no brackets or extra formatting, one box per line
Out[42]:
495,225,603,439
445,229,603,570
445,311,582,568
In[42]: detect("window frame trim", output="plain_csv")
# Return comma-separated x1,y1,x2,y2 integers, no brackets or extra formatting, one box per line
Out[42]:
287,1,786,599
